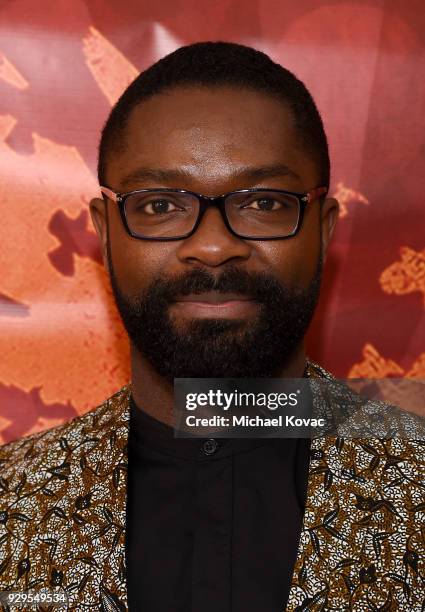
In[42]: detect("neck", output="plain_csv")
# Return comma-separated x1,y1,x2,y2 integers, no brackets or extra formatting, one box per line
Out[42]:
129,343,308,428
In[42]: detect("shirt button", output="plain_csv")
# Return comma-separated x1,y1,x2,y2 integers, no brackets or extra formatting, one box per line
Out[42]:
202,438,219,456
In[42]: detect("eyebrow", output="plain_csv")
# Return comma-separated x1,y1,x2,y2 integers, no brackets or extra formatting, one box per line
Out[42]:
119,163,300,188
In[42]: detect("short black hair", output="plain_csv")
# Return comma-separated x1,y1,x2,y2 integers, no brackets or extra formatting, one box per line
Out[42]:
98,41,330,189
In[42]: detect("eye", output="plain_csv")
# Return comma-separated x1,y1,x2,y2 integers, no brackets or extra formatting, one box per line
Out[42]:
142,199,180,215
243,198,283,211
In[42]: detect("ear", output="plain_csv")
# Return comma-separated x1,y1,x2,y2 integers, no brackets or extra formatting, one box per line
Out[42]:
320,197,339,260
89,197,109,269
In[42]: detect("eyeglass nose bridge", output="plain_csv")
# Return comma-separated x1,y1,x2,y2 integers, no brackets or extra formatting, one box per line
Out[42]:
190,193,241,238
192,192,247,239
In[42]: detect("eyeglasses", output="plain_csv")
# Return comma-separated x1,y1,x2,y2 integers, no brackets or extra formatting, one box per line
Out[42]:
100,185,328,241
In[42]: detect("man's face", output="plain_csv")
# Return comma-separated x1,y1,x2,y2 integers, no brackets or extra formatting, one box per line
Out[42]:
91,86,337,381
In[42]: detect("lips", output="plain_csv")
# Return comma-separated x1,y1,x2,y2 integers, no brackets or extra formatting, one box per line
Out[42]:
174,292,255,304
170,291,259,319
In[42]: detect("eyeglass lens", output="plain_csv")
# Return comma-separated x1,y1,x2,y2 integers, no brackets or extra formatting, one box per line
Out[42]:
124,191,300,238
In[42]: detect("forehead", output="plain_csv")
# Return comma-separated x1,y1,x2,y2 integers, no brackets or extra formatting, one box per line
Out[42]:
106,86,318,190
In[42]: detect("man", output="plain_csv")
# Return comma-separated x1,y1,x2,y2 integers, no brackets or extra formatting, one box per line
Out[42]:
0,42,423,612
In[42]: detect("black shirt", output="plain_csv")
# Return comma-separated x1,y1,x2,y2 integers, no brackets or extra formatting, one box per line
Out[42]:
125,396,311,612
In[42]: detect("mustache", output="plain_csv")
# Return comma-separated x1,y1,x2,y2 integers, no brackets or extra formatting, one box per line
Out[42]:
141,266,286,304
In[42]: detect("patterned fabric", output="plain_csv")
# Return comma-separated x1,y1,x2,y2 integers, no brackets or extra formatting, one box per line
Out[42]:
0,363,424,611
0,387,130,611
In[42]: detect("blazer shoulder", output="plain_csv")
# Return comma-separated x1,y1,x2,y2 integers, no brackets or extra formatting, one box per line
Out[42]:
0,386,130,608
0,385,131,471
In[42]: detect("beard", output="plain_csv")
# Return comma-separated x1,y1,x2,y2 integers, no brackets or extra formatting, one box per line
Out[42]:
108,248,323,382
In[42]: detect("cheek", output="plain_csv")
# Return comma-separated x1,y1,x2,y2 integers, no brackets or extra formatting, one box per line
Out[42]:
263,216,321,287
107,212,173,295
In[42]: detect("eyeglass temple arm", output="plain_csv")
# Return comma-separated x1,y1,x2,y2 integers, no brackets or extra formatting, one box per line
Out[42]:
100,186,118,202
306,186,328,203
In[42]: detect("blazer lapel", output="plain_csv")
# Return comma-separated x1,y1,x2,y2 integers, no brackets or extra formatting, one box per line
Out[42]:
287,435,425,611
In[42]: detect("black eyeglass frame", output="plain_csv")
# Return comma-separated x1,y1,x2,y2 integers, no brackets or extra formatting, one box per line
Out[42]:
100,185,328,241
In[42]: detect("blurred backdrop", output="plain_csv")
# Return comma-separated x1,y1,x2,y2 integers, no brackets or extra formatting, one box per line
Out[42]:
0,0,424,443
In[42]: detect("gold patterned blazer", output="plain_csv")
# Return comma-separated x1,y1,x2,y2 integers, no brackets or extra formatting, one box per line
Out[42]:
0,362,424,611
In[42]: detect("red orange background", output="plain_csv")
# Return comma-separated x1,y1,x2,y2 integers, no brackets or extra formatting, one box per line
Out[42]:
0,0,424,444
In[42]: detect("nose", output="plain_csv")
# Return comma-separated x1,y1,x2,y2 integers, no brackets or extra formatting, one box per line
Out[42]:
175,205,252,267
